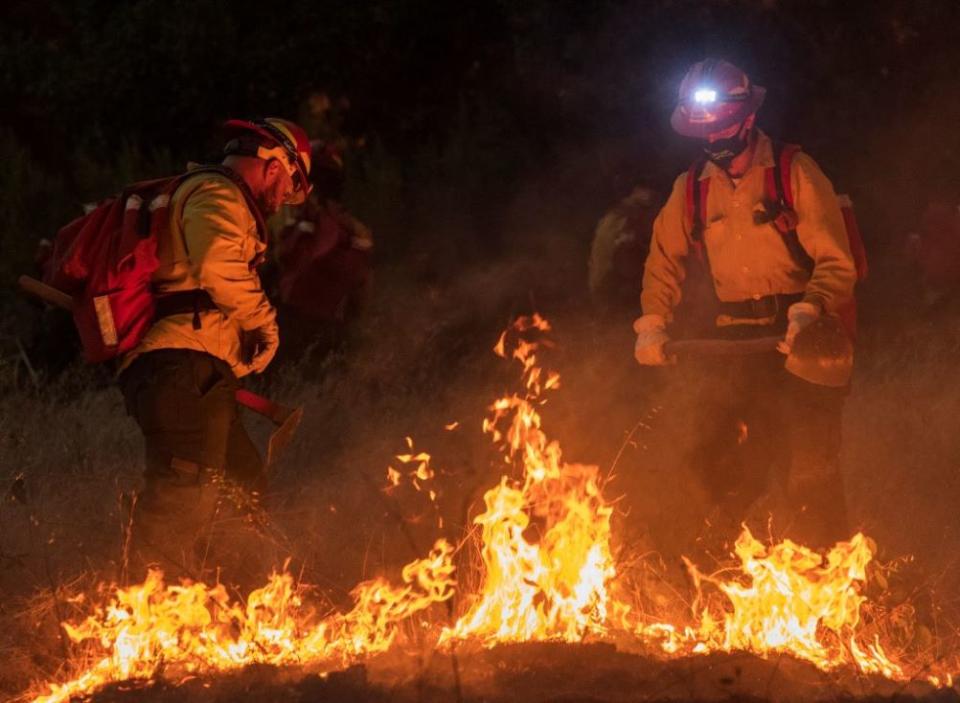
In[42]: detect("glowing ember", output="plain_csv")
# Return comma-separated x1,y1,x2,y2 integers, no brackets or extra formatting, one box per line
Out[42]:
30,315,956,701
387,437,435,491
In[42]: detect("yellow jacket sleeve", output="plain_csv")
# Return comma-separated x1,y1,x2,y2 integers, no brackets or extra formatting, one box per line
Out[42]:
641,174,690,319
181,179,277,332
791,153,856,313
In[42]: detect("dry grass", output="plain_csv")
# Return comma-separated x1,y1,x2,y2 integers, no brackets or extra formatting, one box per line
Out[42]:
5,294,958,700
2,155,959,700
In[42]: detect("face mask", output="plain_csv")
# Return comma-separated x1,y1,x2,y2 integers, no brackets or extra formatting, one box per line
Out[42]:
703,126,751,169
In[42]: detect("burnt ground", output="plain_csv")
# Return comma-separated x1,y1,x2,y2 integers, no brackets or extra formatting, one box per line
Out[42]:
85,643,959,703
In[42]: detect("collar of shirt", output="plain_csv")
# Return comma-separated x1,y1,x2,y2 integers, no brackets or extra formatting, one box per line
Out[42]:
698,130,776,185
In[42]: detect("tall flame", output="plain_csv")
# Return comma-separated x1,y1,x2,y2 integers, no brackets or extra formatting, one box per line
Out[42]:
30,315,954,701
444,315,615,643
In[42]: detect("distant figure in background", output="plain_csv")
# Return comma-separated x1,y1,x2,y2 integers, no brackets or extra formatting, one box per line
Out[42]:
905,169,960,311
588,184,661,314
274,141,373,365
297,90,355,153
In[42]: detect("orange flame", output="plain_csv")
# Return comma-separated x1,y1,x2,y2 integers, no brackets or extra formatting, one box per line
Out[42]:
31,315,955,701
444,316,614,643
385,438,435,492
684,527,904,677
34,541,455,703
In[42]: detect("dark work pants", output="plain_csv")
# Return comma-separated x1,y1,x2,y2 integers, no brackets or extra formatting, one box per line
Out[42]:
686,350,849,549
120,349,263,580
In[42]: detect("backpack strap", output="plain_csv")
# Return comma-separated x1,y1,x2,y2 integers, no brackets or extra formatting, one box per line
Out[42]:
176,165,269,242
162,165,271,330
768,141,814,273
772,141,799,208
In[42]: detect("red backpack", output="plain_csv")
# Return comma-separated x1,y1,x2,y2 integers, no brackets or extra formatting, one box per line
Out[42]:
684,142,868,336
45,166,264,363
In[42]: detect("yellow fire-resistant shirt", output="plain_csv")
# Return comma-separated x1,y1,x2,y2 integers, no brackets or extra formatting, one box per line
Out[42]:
122,166,276,377
641,131,856,320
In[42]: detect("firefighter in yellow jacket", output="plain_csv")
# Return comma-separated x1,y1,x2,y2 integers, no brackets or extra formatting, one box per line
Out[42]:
119,118,312,578
634,60,857,547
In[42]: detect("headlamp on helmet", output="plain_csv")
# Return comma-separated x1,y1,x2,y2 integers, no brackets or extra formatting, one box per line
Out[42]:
670,59,767,139
693,88,717,105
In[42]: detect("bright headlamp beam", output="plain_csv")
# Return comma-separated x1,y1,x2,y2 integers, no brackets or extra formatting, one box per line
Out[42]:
693,88,717,104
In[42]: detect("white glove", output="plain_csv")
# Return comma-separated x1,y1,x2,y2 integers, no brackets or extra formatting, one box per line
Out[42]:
348,219,374,251
633,314,670,366
243,320,280,375
778,301,820,354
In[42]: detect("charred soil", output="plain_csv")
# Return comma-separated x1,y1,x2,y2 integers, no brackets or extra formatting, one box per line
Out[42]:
85,644,958,703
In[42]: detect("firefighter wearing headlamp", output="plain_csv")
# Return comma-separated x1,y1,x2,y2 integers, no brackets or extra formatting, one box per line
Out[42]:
634,59,857,547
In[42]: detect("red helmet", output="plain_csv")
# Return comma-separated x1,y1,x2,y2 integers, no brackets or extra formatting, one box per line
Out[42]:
670,59,766,138
224,117,312,204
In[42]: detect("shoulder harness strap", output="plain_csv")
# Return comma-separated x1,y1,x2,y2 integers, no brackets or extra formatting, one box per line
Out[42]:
176,165,269,242
768,141,814,273
164,165,270,330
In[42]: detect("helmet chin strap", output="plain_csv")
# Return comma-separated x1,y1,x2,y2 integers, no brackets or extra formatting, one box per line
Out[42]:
703,121,753,171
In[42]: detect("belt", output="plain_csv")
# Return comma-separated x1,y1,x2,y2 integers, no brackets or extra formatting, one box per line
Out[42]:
716,292,803,321
155,290,218,330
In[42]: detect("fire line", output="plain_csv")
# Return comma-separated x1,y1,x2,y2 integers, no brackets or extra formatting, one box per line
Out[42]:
30,315,954,702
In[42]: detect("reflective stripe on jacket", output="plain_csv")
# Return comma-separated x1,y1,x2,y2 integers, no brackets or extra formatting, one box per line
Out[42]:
641,131,856,320
122,166,275,377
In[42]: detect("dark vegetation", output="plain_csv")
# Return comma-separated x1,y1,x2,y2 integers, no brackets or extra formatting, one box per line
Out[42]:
2,1,960,700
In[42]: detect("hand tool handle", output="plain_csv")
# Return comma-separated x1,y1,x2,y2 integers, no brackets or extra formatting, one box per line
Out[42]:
18,275,76,311
235,388,294,425
664,336,782,357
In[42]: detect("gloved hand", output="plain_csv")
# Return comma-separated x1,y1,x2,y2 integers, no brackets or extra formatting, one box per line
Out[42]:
633,314,671,366
778,301,820,355
243,320,280,374
348,218,374,251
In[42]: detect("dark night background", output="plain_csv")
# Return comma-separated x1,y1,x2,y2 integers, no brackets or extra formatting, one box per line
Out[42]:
2,2,960,698
2,0,959,283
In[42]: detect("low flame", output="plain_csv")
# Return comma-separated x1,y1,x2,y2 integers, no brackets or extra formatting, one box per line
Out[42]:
35,542,455,703
684,528,904,677
30,315,954,701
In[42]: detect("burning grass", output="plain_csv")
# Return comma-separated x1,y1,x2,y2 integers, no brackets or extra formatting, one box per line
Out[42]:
19,315,960,702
